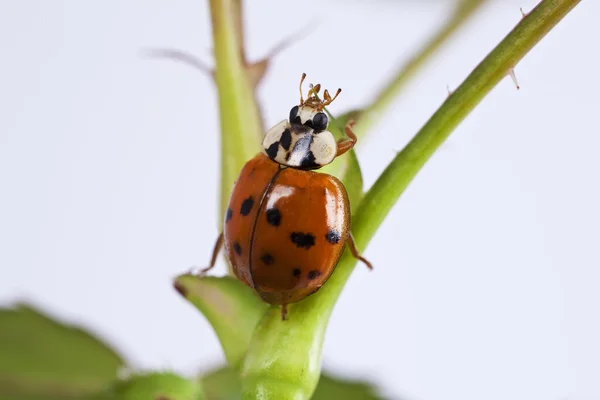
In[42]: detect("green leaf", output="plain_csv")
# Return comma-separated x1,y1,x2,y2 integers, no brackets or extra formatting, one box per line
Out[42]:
0,303,125,400
200,366,389,400
173,275,268,369
104,372,203,400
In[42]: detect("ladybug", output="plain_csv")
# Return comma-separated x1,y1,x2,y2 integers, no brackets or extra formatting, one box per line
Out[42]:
199,73,372,320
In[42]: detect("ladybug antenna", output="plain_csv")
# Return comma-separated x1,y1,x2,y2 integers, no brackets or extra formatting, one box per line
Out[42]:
301,75,342,110
309,83,321,96
322,88,342,107
299,73,307,105
311,90,344,133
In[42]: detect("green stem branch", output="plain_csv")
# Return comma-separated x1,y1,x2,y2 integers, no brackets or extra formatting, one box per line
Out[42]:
353,0,581,251
349,0,489,139
325,0,487,181
240,1,581,398
210,0,262,223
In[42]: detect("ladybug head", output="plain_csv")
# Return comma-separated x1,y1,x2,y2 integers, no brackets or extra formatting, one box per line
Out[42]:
287,73,341,133
262,74,342,170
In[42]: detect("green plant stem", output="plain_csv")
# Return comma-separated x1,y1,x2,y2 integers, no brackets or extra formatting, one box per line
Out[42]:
349,0,489,139
326,0,487,181
210,0,262,224
240,1,581,398
352,0,581,251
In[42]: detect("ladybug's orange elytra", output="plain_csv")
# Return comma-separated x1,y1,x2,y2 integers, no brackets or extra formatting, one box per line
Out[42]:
199,74,372,320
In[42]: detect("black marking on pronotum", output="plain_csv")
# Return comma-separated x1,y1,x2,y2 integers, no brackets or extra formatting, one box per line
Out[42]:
225,208,233,223
280,129,292,150
233,241,242,255
292,268,302,277
289,105,299,123
290,232,316,249
291,134,312,154
307,270,321,280
325,229,341,244
290,133,319,169
291,124,311,135
240,196,254,216
266,142,279,159
303,119,314,129
260,253,275,265
266,208,281,227
300,151,317,169
290,134,316,169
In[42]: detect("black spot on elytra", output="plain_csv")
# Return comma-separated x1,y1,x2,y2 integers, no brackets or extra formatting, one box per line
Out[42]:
300,151,318,169
307,270,321,280
325,229,341,244
225,207,233,223
290,232,315,249
266,142,279,159
233,241,242,255
266,208,281,227
240,196,254,216
261,253,274,265
280,129,292,150
292,268,302,277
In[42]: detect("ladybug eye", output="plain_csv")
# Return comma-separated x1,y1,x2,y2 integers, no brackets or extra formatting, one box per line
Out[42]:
289,106,299,123
312,112,328,131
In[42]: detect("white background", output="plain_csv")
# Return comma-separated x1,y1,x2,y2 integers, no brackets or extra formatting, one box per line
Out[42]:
1,1,599,399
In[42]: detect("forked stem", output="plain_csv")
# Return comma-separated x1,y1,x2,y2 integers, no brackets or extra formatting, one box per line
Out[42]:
240,2,582,399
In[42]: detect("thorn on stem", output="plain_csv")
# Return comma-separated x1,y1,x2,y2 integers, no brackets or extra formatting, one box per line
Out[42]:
248,20,319,89
520,7,527,19
508,68,520,90
142,48,214,76
263,20,319,60
446,84,454,97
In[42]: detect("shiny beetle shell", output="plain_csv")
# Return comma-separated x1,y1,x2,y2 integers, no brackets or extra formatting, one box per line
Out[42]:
223,153,349,305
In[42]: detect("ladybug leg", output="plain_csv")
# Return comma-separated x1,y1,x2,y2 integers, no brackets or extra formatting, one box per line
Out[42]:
281,304,289,321
335,120,358,157
198,232,224,277
347,233,373,270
